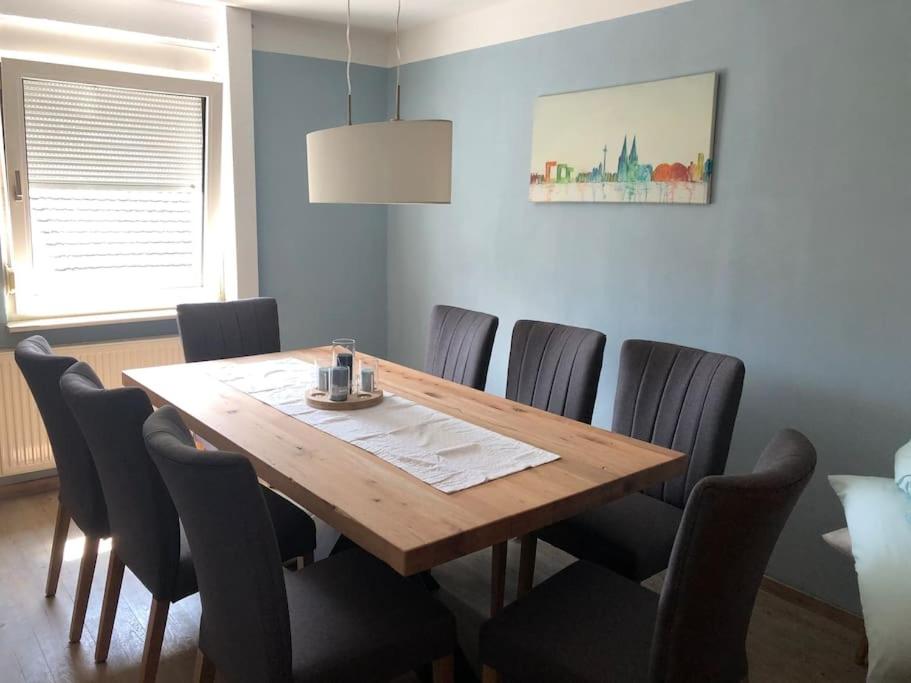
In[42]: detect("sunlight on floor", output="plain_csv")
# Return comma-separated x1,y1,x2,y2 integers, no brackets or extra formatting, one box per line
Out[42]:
63,535,112,561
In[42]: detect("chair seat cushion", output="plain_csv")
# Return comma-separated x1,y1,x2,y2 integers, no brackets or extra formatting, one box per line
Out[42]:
480,561,657,683
538,493,682,581
287,549,455,682
262,486,317,562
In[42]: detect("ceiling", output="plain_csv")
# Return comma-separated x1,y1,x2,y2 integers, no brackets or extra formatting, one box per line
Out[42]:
223,0,495,31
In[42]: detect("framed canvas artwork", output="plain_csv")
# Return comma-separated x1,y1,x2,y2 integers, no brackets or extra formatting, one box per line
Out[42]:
529,72,718,204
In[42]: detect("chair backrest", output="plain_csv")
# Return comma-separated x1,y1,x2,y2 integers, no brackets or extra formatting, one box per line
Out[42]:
505,320,606,424
14,336,109,537
60,362,181,599
424,305,499,391
612,340,745,509
144,406,292,683
177,297,281,363
649,429,816,683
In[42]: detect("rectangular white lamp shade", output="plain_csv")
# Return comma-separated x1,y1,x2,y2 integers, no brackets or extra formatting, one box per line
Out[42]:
306,120,452,204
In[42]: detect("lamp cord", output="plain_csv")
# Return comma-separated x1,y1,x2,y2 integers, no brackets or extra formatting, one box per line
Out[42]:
394,0,401,120
344,0,401,124
346,0,352,124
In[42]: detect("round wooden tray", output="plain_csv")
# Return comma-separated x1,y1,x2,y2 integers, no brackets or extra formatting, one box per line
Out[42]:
306,387,384,411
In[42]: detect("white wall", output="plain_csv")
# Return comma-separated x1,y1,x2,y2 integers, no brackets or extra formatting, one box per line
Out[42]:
396,0,692,64
0,0,219,43
0,0,259,300
247,0,692,67
0,15,215,76
252,11,390,68
220,7,260,299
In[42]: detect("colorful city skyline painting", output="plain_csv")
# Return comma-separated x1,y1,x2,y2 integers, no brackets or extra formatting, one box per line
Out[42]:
529,72,718,204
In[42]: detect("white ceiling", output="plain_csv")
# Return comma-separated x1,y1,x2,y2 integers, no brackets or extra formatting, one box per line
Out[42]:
223,0,494,31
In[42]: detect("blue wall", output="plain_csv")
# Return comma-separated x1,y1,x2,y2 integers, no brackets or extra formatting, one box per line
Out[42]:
253,51,388,356
386,0,911,611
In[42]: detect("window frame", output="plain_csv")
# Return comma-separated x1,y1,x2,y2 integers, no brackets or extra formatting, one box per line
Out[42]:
0,58,223,323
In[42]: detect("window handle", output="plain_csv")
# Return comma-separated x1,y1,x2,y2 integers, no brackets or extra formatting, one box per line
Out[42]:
12,170,22,201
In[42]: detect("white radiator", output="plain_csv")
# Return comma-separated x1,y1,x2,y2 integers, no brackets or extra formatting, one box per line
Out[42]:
0,336,183,478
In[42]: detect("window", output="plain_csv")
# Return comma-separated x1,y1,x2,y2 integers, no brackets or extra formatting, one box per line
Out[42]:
1,59,222,322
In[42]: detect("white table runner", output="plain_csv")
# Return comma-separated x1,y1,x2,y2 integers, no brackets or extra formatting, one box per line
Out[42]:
208,358,559,493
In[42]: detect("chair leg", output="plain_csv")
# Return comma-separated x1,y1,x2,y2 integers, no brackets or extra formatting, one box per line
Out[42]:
481,664,502,683
46,502,70,597
69,535,100,643
95,551,125,662
517,535,537,598
140,597,170,683
432,654,454,683
490,542,507,617
194,649,216,683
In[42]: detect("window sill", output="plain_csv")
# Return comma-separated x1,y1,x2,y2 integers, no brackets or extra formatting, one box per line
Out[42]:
6,309,176,333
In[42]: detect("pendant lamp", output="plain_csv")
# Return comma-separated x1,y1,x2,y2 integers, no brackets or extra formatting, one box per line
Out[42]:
306,1,452,204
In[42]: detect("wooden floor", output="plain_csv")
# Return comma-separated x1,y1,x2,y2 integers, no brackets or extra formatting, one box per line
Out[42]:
0,491,864,682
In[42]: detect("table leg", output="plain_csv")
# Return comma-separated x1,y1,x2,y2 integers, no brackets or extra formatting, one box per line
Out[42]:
490,542,507,617
517,534,537,598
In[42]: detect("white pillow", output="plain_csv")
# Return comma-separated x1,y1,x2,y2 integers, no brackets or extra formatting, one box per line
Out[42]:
829,475,911,682
896,439,911,496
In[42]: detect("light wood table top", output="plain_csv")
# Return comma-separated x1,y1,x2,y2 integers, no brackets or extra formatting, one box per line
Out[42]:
124,348,686,576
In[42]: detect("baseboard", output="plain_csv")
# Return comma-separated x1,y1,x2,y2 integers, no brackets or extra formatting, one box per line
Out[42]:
0,472,59,500
761,576,864,633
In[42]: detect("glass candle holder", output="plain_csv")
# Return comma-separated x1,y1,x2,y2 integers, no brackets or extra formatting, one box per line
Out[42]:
332,338,356,391
358,356,378,394
329,365,349,402
317,366,331,393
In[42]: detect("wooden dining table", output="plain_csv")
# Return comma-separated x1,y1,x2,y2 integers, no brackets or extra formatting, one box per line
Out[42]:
124,347,686,616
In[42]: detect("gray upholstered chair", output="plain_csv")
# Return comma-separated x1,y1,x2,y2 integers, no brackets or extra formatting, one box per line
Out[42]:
13,336,110,644
180,295,327,566
60,362,316,679
506,320,607,424
481,429,816,683
143,405,457,683
425,305,499,390
506,320,606,594
522,340,745,591
177,297,281,363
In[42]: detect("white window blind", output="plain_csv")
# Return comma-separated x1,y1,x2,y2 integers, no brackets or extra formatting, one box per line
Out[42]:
1,59,223,322
22,78,205,287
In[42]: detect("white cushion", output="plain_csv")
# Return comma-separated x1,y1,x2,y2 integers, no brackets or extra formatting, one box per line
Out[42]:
896,439,911,496
830,475,911,682
822,527,853,556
